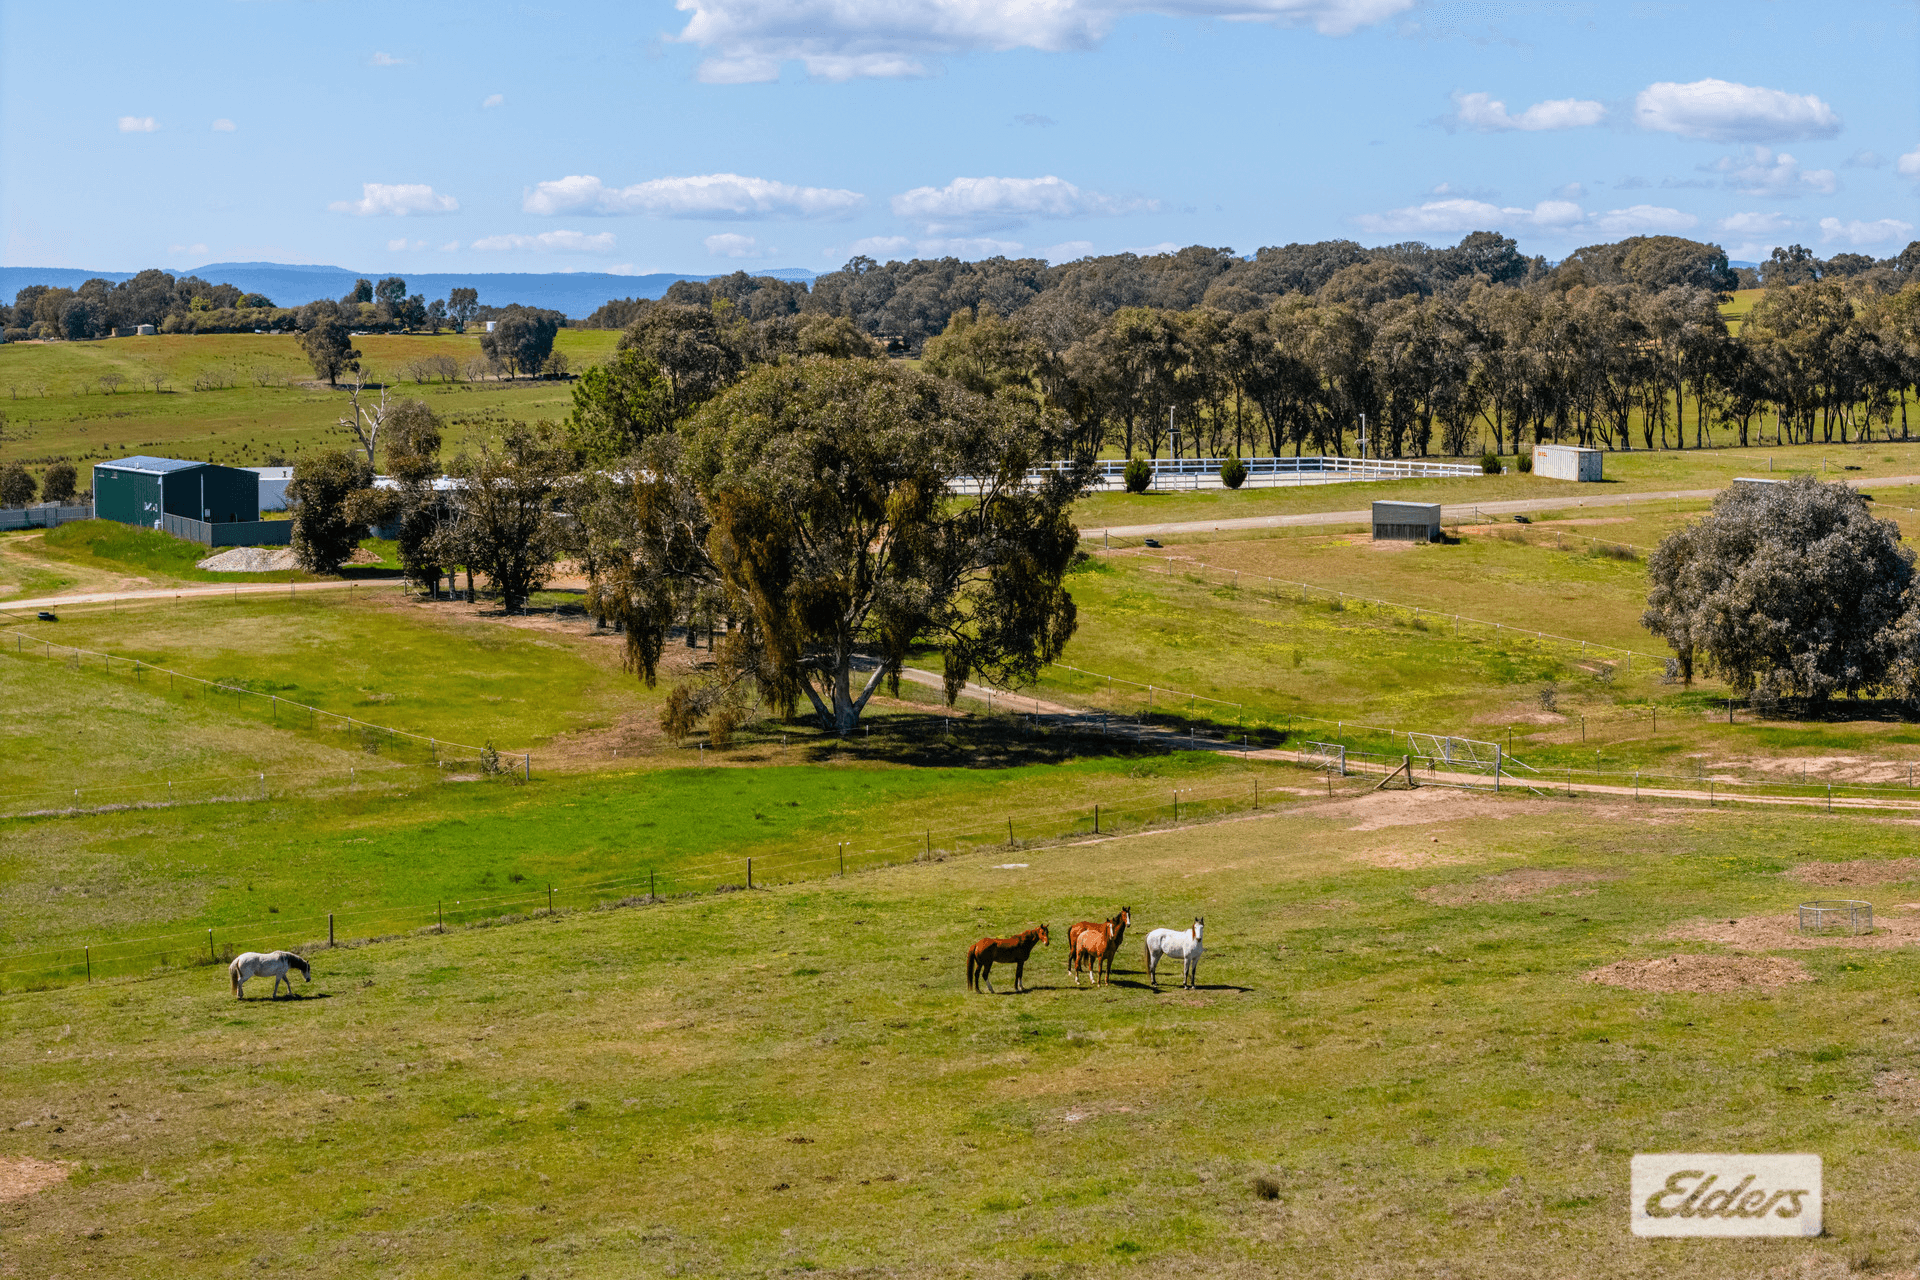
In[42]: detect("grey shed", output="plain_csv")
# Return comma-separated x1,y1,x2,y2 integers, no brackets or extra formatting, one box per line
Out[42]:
1372,500,1441,542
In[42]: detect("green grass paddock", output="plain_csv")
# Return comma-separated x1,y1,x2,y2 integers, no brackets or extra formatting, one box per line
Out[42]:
7,789,1920,1276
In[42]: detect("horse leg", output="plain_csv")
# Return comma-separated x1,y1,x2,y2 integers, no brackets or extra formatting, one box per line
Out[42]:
1014,959,1025,993
982,961,996,994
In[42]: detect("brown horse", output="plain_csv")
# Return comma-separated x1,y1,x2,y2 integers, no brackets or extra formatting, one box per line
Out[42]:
966,924,1050,993
1067,907,1130,987
1069,922,1118,987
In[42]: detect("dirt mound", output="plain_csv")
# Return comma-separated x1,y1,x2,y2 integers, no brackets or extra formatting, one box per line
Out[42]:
1667,911,1920,951
197,546,298,572
1419,868,1614,906
0,1157,68,1201
1786,858,1920,886
1583,955,1813,993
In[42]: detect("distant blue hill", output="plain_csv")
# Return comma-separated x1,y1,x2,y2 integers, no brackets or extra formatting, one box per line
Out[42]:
0,262,818,318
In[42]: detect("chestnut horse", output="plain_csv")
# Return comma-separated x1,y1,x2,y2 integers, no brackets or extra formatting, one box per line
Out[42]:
1067,907,1130,986
966,924,1049,993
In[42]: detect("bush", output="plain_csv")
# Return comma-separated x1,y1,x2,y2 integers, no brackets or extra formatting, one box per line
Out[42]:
1480,452,1501,475
1518,452,1533,474
1123,456,1152,493
1219,455,1248,490
40,462,77,505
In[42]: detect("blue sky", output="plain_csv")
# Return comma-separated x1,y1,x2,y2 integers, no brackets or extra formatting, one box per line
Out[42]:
3,0,1916,275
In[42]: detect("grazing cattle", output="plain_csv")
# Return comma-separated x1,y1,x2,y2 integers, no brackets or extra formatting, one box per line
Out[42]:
1067,907,1131,986
229,950,311,1000
966,925,1049,993
1143,917,1205,989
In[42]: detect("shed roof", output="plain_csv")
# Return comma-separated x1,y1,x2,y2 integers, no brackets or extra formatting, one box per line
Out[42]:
97,456,207,475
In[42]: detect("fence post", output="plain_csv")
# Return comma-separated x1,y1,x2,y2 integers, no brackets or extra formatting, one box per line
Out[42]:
1493,747,1503,795
548,883,553,912
747,857,753,889
86,946,91,982
329,913,334,946
524,753,531,781
1007,817,1014,848
208,929,215,962
1094,803,1099,834
649,871,654,901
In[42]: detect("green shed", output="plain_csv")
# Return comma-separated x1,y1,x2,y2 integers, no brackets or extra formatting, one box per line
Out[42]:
93,457,261,528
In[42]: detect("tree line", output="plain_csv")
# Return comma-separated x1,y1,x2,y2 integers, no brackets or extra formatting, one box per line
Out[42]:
2,272,519,344
586,234,1920,460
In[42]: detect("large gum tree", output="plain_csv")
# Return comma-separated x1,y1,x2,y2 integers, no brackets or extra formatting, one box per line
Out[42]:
591,356,1088,736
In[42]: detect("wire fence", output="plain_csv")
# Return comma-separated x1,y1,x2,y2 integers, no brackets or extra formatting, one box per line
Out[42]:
0,766,1302,993
0,630,529,776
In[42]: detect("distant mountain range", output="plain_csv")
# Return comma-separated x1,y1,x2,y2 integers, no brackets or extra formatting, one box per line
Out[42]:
0,262,818,318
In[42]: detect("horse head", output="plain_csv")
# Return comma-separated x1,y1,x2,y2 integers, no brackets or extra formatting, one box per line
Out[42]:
291,953,312,982
1038,923,1050,946
1192,917,1205,942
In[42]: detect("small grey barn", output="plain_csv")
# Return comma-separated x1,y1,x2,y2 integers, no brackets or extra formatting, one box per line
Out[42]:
1372,500,1442,542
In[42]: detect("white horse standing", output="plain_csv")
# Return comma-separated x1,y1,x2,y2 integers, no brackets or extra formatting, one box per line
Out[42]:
229,950,311,1000
1143,917,1204,989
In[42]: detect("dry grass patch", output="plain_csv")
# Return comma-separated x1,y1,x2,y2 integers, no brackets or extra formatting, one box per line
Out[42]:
1666,912,1920,950
1418,868,1615,906
1786,858,1920,886
1583,954,1814,993
0,1157,70,1202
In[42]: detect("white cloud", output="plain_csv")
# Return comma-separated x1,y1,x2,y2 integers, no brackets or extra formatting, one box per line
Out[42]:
1708,147,1837,197
118,116,158,133
369,52,408,66
167,243,209,258
329,183,460,216
891,175,1156,232
915,236,1025,258
439,240,460,252
848,235,913,259
1126,241,1184,256
1588,204,1700,236
211,118,236,132
705,232,767,257
470,230,618,253
1634,79,1841,143
1819,217,1915,248
1717,211,1796,238
673,0,1413,83
1451,91,1605,133
1041,240,1096,262
482,93,505,108
1716,212,1800,261
1353,197,1694,238
1900,145,1920,178
1014,113,1056,127
387,237,429,252
1842,150,1883,169
524,173,865,220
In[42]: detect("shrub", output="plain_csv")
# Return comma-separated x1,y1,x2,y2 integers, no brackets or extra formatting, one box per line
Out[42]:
1480,452,1501,474
1123,456,1151,493
1518,452,1533,474
1219,455,1248,490
1536,682,1558,712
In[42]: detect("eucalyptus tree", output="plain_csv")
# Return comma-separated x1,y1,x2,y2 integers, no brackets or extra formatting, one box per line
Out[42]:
588,357,1090,737
1643,476,1913,701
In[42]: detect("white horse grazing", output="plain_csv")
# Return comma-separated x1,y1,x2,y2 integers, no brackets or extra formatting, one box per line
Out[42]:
229,950,311,1000
1143,917,1205,989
